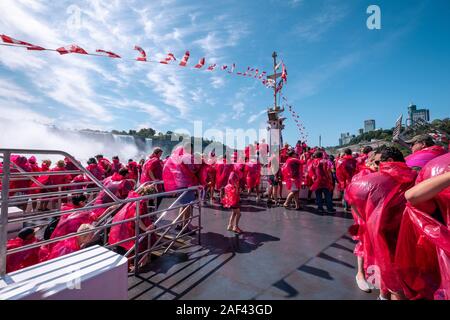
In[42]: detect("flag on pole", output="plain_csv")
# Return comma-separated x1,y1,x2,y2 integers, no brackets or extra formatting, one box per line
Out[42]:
134,45,147,61
56,44,88,55
160,53,176,64
392,114,403,140
96,49,121,58
281,62,288,83
179,51,190,66
194,57,205,68
0,34,45,50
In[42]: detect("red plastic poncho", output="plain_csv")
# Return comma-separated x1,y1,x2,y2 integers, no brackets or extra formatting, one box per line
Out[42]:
90,173,135,220
405,145,446,169
162,147,199,192
6,236,40,273
98,157,112,177
199,162,216,187
50,204,94,242
336,155,357,191
108,191,153,251
9,156,32,194
215,159,234,190
395,153,450,300
222,173,240,208
127,161,139,182
345,162,417,293
40,237,80,262
28,156,41,173
245,161,261,189
111,159,124,174
309,158,334,192
281,157,303,190
140,155,163,184
86,163,105,181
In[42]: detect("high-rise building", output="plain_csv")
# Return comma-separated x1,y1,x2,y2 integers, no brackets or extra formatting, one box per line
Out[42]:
407,103,430,125
358,128,364,135
339,132,355,146
364,120,376,133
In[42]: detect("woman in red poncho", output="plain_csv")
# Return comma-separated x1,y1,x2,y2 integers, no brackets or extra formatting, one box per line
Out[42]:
245,157,261,202
309,151,335,213
395,153,450,300
346,147,417,300
95,155,112,177
222,172,243,234
336,148,358,212
108,186,157,269
41,159,51,172
6,227,40,273
111,156,124,174
282,149,303,210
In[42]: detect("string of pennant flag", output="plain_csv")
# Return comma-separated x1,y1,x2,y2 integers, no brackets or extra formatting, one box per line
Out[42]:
282,95,309,142
0,34,288,90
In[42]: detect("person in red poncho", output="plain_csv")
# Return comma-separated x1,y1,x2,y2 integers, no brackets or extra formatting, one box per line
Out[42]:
162,143,200,234
199,155,216,204
346,146,417,300
336,148,358,212
405,134,447,170
395,153,450,300
356,146,373,172
127,159,139,182
86,157,105,181
28,156,41,172
309,151,335,214
6,227,40,273
108,185,157,269
140,148,163,188
90,168,135,221
41,159,51,172
215,155,234,201
47,194,92,243
111,156,124,175
40,224,95,262
245,156,262,202
282,149,303,210
95,154,112,177
280,143,290,164
222,172,243,234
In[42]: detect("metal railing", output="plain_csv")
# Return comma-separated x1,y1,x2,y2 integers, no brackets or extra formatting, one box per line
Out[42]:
0,149,202,277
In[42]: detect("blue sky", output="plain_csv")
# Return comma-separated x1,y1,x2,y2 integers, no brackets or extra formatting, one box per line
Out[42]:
0,0,449,147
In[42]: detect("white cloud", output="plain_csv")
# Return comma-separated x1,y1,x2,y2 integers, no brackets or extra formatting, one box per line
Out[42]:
0,79,36,103
248,109,267,124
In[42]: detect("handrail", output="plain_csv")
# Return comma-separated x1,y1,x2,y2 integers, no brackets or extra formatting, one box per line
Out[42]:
0,148,203,277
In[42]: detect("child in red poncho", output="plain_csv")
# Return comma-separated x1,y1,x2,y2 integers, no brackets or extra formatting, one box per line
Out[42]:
222,172,243,234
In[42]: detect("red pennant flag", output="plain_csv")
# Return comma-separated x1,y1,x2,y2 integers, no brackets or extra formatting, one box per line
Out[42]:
254,69,259,78
179,51,190,66
160,52,176,64
207,64,217,71
258,71,266,79
96,49,121,58
221,65,228,70
134,45,147,61
56,44,88,55
1,34,45,50
194,57,205,69
275,80,283,93
281,63,288,83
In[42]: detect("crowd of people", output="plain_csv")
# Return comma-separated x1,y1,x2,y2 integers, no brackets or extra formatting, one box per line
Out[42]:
1,133,449,300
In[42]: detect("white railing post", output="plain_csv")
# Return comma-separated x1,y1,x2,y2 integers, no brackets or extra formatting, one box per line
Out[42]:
0,151,11,276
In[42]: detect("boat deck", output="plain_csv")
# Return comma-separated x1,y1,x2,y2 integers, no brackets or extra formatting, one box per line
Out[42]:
128,196,378,300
